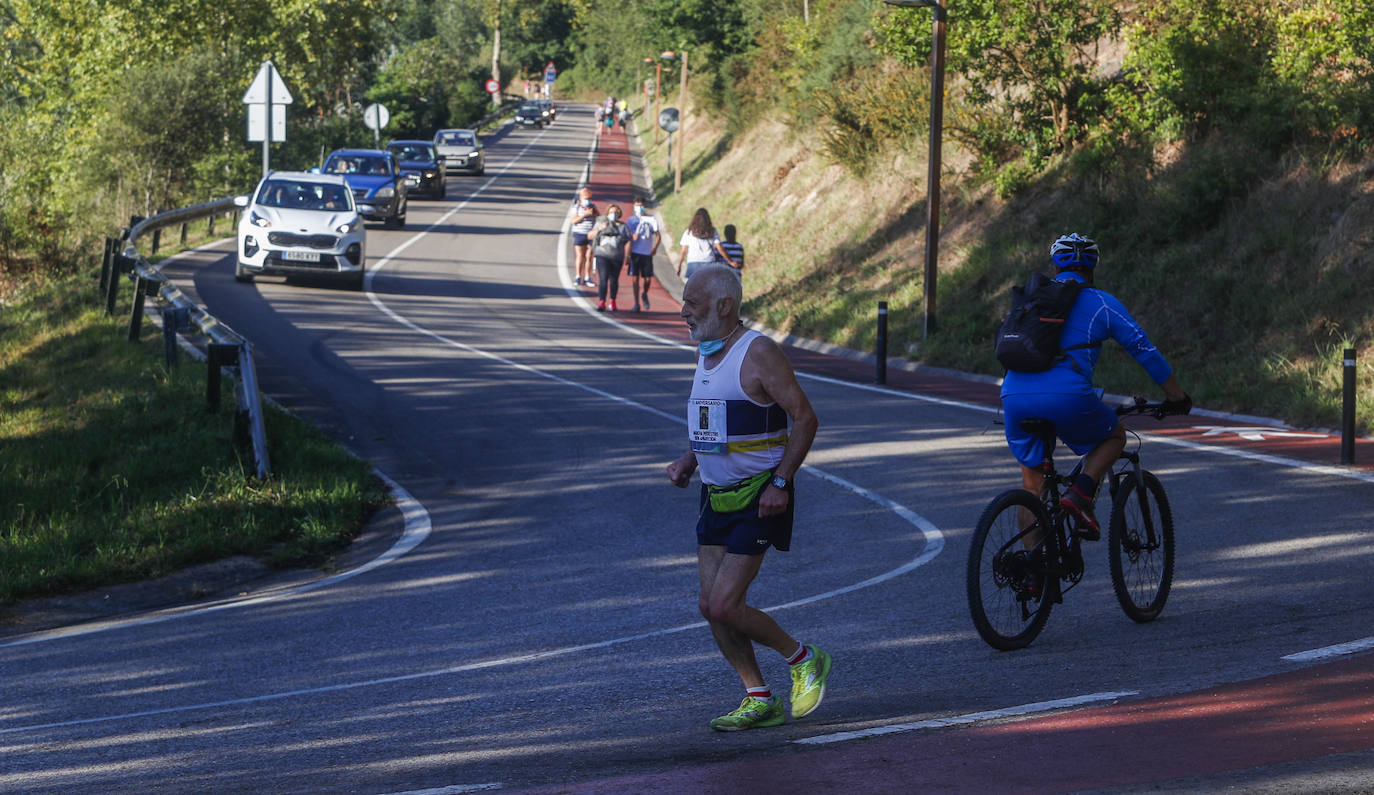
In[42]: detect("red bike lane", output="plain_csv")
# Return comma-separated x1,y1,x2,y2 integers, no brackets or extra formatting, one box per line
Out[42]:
563,109,1374,792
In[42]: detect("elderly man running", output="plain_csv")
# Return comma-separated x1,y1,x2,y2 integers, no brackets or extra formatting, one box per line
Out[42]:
666,265,832,731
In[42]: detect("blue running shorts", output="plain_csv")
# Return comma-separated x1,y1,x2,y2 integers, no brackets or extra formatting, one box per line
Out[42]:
572,232,589,246
697,483,794,554
1002,392,1119,469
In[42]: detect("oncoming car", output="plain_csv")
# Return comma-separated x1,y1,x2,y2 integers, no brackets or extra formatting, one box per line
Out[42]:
387,139,447,199
432,128,485,176
320,148,408,228
234,172,367,289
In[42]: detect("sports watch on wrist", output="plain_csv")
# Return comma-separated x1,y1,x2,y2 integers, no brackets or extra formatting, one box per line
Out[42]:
770,474,789,490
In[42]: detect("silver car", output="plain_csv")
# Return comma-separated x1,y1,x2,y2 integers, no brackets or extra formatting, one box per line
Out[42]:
433,128,485,176
234,172,367,290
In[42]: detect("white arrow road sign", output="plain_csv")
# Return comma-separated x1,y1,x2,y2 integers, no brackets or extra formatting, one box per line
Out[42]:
242,61,293,105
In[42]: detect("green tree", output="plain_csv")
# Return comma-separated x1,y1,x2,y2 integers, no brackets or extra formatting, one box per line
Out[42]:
876,0,1122,154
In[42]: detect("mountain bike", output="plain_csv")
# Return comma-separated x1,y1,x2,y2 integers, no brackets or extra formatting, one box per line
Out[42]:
966,397,1182,650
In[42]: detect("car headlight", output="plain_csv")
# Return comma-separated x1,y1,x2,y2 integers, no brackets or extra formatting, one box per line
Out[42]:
469,151,481,158
424,171,437,179
335,217,359,234
249,210,272,228
374,187,394,200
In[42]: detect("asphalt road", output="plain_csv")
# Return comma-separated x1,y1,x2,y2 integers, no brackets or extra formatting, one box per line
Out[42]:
4,106,1374,793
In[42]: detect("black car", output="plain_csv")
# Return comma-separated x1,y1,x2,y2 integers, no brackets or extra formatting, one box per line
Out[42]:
514,103,544,128
387,140,446,199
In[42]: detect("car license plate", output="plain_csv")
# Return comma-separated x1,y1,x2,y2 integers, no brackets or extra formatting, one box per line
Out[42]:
283,250,321,262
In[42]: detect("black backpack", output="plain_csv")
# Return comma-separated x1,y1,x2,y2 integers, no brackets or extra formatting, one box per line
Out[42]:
595,222,625,255
994,272,1099,372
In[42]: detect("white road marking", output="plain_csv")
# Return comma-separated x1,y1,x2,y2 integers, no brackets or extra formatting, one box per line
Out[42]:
1281,636,1374,663
382,786,503,795
793,691,1139,745
1195,425,1329,441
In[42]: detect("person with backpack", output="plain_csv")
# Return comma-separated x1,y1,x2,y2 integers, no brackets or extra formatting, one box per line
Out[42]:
588,203,633,311
998,233,1191,538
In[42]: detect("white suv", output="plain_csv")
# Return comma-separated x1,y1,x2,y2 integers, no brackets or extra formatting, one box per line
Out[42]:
234,172,367,289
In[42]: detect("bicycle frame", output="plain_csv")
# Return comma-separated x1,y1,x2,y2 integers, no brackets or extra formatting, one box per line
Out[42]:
1109,436,1163,554
994,453,1088,617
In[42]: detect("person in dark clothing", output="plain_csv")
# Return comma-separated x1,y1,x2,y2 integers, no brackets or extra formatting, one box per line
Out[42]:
588,204,632,311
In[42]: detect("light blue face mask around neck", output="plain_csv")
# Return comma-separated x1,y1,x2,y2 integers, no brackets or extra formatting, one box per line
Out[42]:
698,337,726,356
697,325,740,356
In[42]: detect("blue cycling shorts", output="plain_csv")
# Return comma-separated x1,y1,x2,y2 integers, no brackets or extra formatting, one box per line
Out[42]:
1002,392,1119,469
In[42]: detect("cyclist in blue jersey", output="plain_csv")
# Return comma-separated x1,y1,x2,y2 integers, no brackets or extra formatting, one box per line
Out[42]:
1001,234,1191,538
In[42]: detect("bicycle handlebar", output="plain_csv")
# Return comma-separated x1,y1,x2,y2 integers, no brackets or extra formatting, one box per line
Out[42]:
1116,395,1191,419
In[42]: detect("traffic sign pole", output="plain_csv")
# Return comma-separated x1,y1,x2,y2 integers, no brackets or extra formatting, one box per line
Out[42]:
243,61,294,181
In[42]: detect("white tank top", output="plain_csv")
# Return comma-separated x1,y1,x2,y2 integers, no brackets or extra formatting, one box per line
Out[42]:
688,330,789,485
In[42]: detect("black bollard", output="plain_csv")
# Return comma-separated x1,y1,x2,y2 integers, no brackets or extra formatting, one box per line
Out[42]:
1342,347,1356,465
876,301,888,385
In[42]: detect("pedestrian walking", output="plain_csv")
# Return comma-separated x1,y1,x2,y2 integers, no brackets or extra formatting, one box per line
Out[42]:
720,225,745,273
676,208,738,280
625,195,661,312
667,265,831,731
569,187,598,288
588,203,632,311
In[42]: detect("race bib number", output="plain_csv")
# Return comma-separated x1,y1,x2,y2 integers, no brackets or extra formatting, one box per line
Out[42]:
689,398,727,454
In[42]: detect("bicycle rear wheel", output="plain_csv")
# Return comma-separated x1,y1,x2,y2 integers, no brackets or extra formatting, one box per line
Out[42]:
967,489,1055,650
1108,470,1175,622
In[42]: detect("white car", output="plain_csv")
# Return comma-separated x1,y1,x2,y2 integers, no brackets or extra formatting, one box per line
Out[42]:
234,172,367,289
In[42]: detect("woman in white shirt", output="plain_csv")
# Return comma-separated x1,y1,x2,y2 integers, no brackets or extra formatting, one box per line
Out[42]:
676,208,738,279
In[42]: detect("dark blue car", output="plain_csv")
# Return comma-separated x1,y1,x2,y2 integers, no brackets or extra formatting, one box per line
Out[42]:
386,140,446,200
320,149,408,228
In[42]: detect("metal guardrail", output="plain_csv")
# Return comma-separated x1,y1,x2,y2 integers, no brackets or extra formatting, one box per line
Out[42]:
100,199,272,480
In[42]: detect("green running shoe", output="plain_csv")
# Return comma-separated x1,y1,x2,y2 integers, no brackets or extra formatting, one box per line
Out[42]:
789,645,833,719
709,696,785,731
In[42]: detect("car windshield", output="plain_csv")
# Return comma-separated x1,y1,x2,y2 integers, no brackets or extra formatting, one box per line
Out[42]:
519,105,540,114
326,155,392,176
437,132,476,147
389,144,437,162
256,180,351,211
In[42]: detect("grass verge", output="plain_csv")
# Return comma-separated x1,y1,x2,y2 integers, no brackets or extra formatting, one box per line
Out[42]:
0,271,390,605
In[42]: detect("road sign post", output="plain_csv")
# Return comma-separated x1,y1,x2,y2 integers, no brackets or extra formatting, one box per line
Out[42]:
544,61,556,98
363,103,390,149
242,61,293,181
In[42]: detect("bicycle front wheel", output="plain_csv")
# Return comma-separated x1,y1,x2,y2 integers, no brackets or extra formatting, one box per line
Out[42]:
1108,470,1175,622
967,489,1055,650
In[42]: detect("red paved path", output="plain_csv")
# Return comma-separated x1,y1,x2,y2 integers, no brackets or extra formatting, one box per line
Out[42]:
547,106,1374,793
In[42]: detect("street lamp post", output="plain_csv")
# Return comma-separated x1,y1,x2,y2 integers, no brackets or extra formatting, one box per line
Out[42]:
652,59,663,146
642,57,655,120
884,0,946,339
660,50,687,193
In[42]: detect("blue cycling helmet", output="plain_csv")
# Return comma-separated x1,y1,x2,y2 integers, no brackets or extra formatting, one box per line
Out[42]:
1050,233,1099,271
